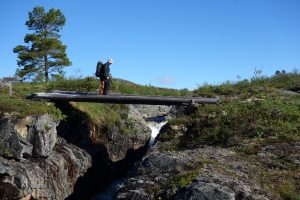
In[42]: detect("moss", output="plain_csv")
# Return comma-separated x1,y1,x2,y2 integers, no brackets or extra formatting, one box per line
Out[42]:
163,142,180,152
72,102,125,129
171,168,203,189
122,118,138,136
122,128,136,136
3,148,13,158
239,143,261,155
159,132,176,141
145,184,162,197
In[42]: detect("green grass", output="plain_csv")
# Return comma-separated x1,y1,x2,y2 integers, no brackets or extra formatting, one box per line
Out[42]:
0,94,64,120
259,170,300,200
193,70,300,97
72,102,127,129
162,71,300,199
46,76,191,96
167,71,300,148
0,76,189,120
173,95,300,149
171,169,202,189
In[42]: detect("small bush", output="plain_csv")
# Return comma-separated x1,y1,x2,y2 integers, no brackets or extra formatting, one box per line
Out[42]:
173,95,300,148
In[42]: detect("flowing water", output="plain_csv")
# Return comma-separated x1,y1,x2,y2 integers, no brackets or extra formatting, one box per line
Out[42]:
147,120,168,146
90,119,167,200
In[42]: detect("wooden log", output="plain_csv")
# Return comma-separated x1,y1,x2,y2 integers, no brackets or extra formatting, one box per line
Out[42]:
26,92,218,106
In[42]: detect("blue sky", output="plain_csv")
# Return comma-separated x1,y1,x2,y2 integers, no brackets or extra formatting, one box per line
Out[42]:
0,0,299,90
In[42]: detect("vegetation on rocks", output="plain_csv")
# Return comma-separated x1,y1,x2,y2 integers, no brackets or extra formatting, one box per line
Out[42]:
0,85,64,120
165,71,300,148
158,70,300,200
1,69,299,199
174,95,300,148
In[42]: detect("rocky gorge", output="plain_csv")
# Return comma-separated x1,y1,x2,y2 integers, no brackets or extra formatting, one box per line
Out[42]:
0,114,91,199
0,103,172,200
1,89,299,200
112,93,300,200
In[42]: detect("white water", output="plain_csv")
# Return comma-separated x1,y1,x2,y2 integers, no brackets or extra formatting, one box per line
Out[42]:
91,120,167,200
146,120,168,146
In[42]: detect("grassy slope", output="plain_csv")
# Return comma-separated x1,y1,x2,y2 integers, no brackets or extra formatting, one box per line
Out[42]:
0,77,190,148
162,71,300,200
0,82,64,120
46,77,190,96
1,72,299,198
0,77,189,121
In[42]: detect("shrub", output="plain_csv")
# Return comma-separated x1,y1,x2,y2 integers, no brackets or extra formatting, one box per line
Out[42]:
174,95,300,148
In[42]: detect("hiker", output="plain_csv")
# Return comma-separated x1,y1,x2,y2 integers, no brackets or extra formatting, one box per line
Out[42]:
96,58,113,95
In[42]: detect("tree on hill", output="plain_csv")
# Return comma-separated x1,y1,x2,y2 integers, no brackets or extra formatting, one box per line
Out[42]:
13,6,71,82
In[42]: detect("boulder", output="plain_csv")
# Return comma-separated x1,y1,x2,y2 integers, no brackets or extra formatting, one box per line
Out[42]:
0,114,58,160
0,137,91,200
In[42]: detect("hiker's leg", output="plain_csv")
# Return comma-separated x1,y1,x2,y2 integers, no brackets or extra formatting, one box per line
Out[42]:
103,80,108,95
99,80,104,95
107,79,111,94
103,79,111,95
99,79,102,94
101,81,105,95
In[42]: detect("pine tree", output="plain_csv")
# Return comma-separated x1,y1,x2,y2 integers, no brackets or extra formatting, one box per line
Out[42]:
13,6,71,82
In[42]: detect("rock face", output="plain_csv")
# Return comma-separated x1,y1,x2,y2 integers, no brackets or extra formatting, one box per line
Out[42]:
0,114,57,159
105,124,151,162
113,118,278,200
104,105,160,162
57,103,156,162
0,138,91,200
53,103,165,199
0,103,174,199
129,105,172,120
114,146,272,200
0,114,92,200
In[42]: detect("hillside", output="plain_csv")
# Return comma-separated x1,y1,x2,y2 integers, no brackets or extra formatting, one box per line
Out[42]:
0,71,299,199
0,77,189,120
114,71,300,200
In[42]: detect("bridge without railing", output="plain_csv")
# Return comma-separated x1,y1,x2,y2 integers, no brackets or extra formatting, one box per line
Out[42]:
26,91,218,106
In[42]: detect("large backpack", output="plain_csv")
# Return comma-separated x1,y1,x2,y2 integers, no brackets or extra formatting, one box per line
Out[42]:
95,61,103,77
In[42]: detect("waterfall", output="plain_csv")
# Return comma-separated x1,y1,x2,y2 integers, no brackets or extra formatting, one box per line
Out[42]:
91,119,167,200
146,120,168,146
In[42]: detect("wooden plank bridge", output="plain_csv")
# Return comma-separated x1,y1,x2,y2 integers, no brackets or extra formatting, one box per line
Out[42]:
26,91,218,106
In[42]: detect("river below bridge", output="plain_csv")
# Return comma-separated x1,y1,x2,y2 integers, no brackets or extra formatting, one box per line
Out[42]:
90,119,167,200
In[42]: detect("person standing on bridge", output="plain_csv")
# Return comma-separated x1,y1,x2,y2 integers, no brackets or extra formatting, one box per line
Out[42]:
96,58,113,95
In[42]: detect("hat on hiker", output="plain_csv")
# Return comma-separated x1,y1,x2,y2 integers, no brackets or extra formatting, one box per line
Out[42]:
108,58,113,64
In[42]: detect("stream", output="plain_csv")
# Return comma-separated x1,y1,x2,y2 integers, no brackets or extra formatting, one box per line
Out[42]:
90,118,167,200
